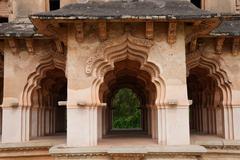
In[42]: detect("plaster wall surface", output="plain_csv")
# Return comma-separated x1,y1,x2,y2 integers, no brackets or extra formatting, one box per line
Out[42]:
204,0,235,13
1,39,61,143
3,40,55,100
186,37,240,140
1,108,22,143
197,38,240,105
66,22,190,146
10,0,46,21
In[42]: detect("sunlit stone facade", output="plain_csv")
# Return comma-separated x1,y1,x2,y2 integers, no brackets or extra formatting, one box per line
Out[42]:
0,0,240,159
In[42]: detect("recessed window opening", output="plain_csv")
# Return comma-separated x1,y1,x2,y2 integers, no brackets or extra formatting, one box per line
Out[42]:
0,18,8,23
49,0,60,11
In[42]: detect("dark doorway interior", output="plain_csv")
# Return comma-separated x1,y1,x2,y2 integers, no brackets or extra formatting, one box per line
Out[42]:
0,18,8,23
191,0,201,8
49,0,60,11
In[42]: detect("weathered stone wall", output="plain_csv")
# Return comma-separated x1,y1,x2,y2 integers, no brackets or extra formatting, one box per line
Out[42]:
9,0,46,21
192,37,240,140
203,0,235,13
1,39,64,143
66,22,190,146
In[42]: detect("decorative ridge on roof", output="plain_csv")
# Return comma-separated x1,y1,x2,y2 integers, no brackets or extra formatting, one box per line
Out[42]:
30,0,217,20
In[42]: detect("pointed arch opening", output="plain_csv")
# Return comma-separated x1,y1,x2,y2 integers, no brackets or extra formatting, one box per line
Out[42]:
88,33,166,145
99,59,158,139
187,54,233,140
188,67,224,137
20,55,66,141
30,68,67,139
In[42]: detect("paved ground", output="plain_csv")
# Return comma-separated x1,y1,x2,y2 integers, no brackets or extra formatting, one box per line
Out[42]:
0,133,239,147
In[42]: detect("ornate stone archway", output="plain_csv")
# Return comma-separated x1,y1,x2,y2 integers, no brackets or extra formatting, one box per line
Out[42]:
86,32,165,107
85,32,166,144
20,54,66,108
187,52,233,139
19,54,66,141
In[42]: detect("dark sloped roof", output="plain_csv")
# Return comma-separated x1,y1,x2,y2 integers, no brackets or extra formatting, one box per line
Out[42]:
210,20,240,36
0,23,42,38
30,0,217,20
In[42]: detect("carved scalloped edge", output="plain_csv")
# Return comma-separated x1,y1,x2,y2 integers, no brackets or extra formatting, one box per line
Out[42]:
85,32,154,75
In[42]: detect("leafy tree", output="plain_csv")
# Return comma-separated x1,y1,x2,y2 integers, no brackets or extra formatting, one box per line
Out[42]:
112,88,141,129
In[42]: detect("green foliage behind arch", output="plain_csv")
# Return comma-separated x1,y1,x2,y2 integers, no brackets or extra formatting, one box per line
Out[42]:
112,88,141,129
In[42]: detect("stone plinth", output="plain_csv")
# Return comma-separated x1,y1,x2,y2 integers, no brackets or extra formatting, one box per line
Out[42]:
49,145,207,160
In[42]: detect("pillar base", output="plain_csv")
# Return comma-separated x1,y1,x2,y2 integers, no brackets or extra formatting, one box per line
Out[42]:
67,107,98,146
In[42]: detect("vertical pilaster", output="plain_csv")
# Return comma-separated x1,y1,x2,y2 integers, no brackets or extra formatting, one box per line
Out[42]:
97,106,102,140
157,106,166,145
151,107,157,140
67,106,98,146
147,107,151,136
102,107,107,136
2,105,25,143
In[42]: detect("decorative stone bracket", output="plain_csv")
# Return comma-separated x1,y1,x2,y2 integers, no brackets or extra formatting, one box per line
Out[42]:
31,19,67,46
215,37,225,55
75,22,84,43
54,40,64,54
168,22,177,45
190,39,197,53
8,39,18,54
146,21,154,40
232,37,240,56
25,39,34,54
98,21,107,41
186,18,221,43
